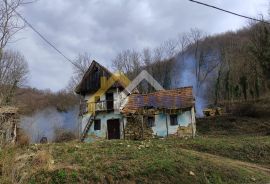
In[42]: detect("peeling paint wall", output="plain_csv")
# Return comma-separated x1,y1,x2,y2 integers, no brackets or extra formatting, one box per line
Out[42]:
81,109,195,142
152,110,194,137
83,112,123,142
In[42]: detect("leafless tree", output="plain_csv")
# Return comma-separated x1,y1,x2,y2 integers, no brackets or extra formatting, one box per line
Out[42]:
160,39,178,59
177,32,190,56
142,47,152,65
112,49,142,79
67,52,92,92
0,0,33,105
0,0,32,53
0,50,28,105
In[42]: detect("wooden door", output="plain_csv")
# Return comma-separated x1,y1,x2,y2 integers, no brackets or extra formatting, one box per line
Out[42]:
107,119,120,139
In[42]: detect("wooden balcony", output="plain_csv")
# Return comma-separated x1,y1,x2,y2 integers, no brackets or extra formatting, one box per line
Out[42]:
95,100,115,111
80,99,122,115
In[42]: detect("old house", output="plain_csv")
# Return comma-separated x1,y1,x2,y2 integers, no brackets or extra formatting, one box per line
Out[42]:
76,61,196,142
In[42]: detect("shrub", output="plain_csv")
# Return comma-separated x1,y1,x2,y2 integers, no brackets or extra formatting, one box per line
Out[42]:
54,129,76,143
16,129,29,147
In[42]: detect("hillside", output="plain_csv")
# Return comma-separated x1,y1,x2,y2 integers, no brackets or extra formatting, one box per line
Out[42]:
1,97,270,184
1,137,270,184
14,87,78,115
1,103,270,184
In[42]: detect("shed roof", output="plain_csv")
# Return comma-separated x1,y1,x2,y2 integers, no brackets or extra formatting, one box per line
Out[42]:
121,87,194,114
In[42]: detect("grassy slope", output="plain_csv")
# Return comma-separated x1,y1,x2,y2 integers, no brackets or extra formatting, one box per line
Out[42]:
1,102,270,184
169,136,270,167
1,139,270,184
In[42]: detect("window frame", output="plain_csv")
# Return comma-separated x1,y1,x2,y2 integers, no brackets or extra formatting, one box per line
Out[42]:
94,119,101,131
170,114,178,126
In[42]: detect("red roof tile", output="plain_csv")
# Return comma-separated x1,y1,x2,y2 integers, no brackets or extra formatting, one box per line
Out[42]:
121,87,194,114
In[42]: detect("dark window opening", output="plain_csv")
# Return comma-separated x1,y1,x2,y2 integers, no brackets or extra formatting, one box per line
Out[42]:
170,115,178,126
147,116,155,127
106,92,114,110
94,119,101,130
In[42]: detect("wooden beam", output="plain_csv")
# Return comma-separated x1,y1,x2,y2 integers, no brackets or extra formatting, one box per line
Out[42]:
122,118,125,140
141,115,144,139
166,114,169,137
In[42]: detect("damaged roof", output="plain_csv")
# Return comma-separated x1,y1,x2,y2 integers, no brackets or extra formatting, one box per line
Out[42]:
121,87,194,114
75,60,125,94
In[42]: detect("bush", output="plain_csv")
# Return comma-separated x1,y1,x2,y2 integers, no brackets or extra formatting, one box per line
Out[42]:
230,103,260,117
16,129,29,147
54,129,76,143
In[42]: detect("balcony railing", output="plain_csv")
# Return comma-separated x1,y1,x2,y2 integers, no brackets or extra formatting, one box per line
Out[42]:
80,99,122,115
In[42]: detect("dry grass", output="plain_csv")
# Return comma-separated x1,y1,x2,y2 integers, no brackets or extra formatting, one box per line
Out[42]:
1,138,270,184
32,150,51,169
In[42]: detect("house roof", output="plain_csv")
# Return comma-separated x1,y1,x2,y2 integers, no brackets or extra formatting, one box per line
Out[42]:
121,87,194,114
75,60,126,94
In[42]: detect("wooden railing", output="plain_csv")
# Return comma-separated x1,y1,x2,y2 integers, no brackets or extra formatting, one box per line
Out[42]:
80,100,122,114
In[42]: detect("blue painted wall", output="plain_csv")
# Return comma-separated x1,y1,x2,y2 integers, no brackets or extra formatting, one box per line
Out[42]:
152,110,192,137
83,112,123,142
82,110,194,142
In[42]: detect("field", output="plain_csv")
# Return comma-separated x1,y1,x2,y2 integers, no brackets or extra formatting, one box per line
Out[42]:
1,111,270,183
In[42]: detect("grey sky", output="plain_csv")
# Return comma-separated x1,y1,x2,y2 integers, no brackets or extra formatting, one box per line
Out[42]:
7,0,269,91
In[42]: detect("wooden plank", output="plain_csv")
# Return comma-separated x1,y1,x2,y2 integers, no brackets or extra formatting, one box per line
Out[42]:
166,114,169,137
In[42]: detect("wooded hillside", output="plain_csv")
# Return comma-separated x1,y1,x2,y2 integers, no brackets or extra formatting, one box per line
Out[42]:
111,22,270,106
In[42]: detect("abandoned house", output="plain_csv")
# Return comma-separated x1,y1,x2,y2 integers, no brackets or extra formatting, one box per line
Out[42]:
75,60,196,142
0,106,18,146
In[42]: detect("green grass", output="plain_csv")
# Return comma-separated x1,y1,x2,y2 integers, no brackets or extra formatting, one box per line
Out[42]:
170,135,270,167
1,138,270,184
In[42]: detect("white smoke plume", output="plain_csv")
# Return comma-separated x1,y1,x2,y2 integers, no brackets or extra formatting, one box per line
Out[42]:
20,107,79,143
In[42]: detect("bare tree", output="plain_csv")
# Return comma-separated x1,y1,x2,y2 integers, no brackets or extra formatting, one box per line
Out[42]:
177,32,190,57
0,50,28,105
0,0,31,53
0,0,33,105
67,52,92,92
142,47,152,65
160,39,178,59
112,49,142,79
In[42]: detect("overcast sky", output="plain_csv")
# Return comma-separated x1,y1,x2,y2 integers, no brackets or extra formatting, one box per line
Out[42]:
7,0,269,91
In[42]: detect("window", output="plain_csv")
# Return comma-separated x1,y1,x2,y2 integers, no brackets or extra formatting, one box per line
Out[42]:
94,119,101,130
170,115,178,126
147,117,155,127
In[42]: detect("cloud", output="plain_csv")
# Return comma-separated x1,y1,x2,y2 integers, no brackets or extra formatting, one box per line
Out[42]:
7,0,269,91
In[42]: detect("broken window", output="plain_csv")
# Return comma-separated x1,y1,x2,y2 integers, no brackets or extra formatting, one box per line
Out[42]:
170,115,178,126
147,116,155,128
94,119,101,130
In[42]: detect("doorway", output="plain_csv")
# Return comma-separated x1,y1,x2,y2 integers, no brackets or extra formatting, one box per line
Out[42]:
107,119,120,139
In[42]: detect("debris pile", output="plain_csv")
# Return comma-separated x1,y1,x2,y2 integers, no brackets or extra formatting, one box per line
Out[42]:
0,106,19,146
124,115,153,140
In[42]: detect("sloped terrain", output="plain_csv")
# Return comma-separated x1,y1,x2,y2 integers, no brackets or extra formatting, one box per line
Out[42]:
1,99,270,184
1,137,270,184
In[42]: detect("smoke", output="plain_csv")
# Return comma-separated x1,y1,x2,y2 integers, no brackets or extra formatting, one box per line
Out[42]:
20,106,79,143
172,54,208,117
